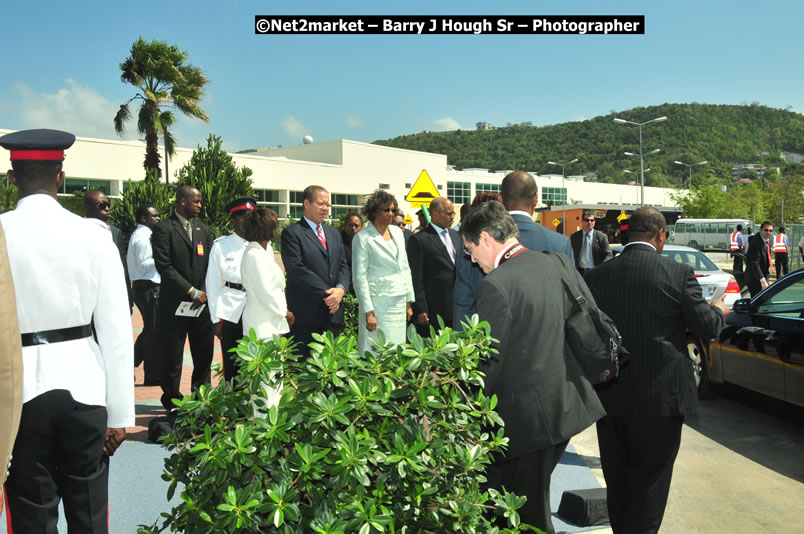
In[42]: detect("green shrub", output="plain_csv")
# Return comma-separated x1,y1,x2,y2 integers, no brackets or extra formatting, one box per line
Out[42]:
140,319,540,533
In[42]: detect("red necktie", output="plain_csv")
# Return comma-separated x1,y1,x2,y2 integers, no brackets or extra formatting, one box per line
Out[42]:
317,225,327,251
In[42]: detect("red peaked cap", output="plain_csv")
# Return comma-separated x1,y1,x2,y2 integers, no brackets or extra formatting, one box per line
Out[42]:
0,129,76,160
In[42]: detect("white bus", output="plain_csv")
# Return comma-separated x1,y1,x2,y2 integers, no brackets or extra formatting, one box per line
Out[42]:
671,218,753,250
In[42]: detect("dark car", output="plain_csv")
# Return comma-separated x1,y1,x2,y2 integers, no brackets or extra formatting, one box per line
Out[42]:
701,268,804,407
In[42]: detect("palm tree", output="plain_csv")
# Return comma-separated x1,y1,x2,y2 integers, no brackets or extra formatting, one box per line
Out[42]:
114,37,209,181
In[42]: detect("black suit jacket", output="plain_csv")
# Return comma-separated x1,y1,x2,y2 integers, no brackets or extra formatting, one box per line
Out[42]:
476,250,605,458
745,232,771,285
151,214,214,311
281,219,350,328
407,224,461,326
109,223,133,308
584,243,725,417
570,229,612,267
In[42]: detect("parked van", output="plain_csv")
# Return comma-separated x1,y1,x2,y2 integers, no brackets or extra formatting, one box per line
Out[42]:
671,218,753,250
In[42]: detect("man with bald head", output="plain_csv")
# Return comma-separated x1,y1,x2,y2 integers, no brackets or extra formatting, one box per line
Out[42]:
151,185,215,411
407,197,461,336
453,170,574,328
84,189,133,312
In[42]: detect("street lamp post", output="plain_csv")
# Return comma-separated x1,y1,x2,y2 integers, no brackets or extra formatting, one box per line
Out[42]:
624,168,651,204
614,116,667,206
547,158,578,235
673,160,707,188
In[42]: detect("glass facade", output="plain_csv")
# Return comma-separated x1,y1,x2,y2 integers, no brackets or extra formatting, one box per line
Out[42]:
61,178,111,196
447,181,471,204
476,183,500,194
542,187,567,206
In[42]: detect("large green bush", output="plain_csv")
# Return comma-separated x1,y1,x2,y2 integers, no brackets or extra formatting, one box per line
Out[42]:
140,319,540,533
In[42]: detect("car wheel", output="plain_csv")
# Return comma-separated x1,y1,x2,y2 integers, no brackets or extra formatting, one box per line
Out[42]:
688,240,699,250
687,335,712,399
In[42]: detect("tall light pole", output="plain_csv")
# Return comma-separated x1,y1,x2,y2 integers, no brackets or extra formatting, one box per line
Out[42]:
624,168,650,204
547,158,578,235
673,160,707,188
614,116,667,206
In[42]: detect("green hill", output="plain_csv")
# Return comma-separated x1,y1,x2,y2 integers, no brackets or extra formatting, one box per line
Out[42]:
373,103,804,188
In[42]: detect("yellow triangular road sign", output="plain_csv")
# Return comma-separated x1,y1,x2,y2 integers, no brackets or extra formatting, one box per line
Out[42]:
404,214,413,225
405,170,439,208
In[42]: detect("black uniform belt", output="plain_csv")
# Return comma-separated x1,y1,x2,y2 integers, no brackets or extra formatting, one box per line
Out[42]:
21,324,92,347
225,281,245,291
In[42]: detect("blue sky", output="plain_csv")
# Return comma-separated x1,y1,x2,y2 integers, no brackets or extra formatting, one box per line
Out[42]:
1,1,802,153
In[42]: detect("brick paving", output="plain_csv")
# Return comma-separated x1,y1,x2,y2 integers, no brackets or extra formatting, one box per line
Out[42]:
129,309,222,441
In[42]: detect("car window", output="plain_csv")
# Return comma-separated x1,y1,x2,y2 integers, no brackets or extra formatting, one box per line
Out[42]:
755,278,804,317
661,250,719,271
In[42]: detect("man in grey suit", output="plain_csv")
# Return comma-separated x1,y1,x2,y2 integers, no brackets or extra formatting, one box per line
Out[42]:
584,207,730,534
453,170,574,329
461,201,605,533
570,210,612,274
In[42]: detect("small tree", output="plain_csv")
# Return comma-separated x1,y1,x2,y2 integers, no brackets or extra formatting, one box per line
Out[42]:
176,134,255,238
139,319,541,533
110,169,176,238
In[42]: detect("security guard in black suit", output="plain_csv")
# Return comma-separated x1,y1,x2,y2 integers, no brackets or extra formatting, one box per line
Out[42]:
151,185,215,411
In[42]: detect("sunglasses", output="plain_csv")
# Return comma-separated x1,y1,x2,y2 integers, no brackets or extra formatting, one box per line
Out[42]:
380,208,395,213
94,202,111,209
583,218,595,222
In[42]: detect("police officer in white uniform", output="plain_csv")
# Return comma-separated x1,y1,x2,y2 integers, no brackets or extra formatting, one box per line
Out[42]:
205,197,256,381
0,129,134,533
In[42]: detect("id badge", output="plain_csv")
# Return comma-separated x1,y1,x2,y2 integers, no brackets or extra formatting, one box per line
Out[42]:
196,242,205,256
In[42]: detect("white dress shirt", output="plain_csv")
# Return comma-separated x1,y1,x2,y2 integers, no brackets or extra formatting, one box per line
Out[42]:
240,241,289,339
127,224,160,283
579,231,596,269
0,195,134,428
205,233,248,323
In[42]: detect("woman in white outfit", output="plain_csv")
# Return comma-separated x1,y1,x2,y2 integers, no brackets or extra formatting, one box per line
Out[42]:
351,190,414,356
240,208,291,406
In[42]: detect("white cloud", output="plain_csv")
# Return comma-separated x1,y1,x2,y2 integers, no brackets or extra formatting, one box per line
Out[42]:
345,115,365,127
432,117,462,131
10,79,134,140
280,115,311,139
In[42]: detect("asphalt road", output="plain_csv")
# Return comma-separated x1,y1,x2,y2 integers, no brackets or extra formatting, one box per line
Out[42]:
570,386,804,533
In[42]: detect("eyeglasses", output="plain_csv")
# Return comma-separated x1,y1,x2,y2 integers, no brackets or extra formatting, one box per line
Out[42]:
94,202,110,209
761,228,773,233
380,208,395,213
583,218,595,222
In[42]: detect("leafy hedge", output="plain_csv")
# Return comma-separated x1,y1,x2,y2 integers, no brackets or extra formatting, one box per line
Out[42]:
139,319,541,533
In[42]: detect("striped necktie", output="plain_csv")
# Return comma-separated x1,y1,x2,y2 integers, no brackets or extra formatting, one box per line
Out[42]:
317,225,327,251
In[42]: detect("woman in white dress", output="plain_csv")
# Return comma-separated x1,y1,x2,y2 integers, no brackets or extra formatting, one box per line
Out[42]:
240,208,292,340
351,190,414,356
240,208,292,407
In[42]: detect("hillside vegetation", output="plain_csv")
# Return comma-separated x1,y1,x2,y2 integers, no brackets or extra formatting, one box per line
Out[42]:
374,102,804,189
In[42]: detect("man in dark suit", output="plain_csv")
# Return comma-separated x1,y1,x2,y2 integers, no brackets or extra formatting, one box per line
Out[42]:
453,170,574,329
460,201,605,533
584,207,730,534
84,190,133,312
745,221,774,297
151,185,215,411
281,185,350,358
407,197,461,335
570,209,612,274
394,210,413,242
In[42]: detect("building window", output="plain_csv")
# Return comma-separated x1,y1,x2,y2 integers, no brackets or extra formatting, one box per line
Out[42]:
60,178,111,196
405,183,411,189
289,191,305,204
542,187,567,206
447,181,471,204
332,194,358,206
255,189,280,203
289,205,305,219
379,183,390,190
476,183,500,194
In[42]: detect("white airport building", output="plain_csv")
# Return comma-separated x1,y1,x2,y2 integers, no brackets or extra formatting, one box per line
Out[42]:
0,129,680,220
